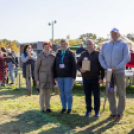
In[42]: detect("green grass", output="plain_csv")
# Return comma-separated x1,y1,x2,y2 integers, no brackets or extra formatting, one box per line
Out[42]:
0,83,134,134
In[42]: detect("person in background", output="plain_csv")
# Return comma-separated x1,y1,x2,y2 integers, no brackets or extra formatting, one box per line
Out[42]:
0,51,7,87
1,47,7,58
6,48,15,85
99,28,130,122
53,39,76,115
76,43,86,54
21,44,37,88
35,41,55,114
1,47,6,53
96,46,101,52
77,39,104,117
12,51,19,77
130,46,133,53
76,43,86,61
1,47,8,84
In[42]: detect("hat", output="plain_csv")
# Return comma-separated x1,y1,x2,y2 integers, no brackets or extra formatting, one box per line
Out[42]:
111,28,119,33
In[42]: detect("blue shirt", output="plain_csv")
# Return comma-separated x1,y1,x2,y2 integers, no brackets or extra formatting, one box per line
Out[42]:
99,39,130,73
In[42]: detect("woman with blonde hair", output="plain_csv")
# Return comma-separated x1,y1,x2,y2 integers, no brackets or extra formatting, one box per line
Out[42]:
53,39,76,114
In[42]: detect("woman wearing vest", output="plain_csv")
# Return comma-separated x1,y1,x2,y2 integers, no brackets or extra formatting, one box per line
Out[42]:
35,41,55,113
53,39,77,115
21,44,37,88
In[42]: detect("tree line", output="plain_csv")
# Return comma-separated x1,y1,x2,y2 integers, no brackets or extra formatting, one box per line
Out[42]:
0,39,19,52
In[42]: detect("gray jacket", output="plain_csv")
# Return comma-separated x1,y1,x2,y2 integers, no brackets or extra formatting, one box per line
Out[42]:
99,39,130,73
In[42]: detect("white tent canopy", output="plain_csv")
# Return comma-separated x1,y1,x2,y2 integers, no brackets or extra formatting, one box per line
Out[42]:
98,36,134,50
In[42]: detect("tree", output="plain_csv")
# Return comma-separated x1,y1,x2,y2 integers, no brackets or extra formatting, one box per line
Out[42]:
50,38,52,43
79,33,97,43
0,39,19,52
127,33,134,41
66,35,70,40
54,39,61,44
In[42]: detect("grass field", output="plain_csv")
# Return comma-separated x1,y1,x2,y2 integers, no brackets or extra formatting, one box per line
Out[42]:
0,83,134,134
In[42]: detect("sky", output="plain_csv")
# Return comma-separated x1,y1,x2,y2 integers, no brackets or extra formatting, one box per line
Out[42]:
0,0,134,43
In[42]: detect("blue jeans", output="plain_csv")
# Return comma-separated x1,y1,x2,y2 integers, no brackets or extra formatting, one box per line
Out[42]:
7,62,15,83
57,77,74,109
9,70,14,83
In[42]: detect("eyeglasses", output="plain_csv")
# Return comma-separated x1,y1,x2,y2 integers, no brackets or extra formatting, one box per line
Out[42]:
27,47,31,49
61,43,66,45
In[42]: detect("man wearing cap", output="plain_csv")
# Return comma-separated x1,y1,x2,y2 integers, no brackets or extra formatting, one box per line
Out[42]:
99,28,130,121
77,39,104,117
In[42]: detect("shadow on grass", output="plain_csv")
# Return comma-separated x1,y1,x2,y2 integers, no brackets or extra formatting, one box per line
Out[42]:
48,112,98,129
0,110,69,134
0,86,39,101
76,118,115,134
0,109,112,134
38,127,71,134
36,112,116,134
128,128,134,134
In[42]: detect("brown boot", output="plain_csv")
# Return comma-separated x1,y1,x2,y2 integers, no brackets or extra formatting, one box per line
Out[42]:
108,114,117,120
114,115,123,122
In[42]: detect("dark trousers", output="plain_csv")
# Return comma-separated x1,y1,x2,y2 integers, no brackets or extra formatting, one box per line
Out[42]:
32,77,36,86
83,78,100,112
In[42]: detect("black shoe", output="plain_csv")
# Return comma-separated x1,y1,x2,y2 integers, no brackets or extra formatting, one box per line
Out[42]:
66,109,71,115
60,109,66,114
46,109,52,113
10,83,14,85
85,111,91,117
41,110,45,114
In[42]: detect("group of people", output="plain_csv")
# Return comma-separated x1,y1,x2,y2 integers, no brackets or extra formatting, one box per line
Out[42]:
0,47,18,86
1,27,130,122
20,27,130,122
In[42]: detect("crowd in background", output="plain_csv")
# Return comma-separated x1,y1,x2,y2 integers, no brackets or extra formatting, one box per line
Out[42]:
0,47,18,87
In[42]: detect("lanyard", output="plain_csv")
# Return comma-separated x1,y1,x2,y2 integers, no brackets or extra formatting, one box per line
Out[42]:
61,51,66,63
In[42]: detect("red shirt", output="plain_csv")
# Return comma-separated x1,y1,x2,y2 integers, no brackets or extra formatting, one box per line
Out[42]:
0,55,7,70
